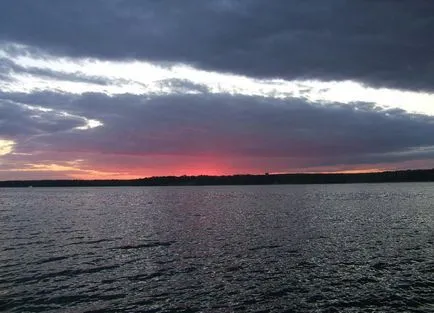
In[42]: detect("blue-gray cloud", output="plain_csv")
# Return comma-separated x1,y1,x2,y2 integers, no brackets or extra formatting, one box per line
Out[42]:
0,0,433,91
1,1,434,177
0,98,86,139
2,91,434,170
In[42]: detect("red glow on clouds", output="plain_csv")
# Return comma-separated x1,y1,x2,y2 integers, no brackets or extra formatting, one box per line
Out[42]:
2,151,434,181
89,159,243,179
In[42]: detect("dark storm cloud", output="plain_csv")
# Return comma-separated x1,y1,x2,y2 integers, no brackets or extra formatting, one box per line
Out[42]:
1,0,433,91
0,99,86,138
2,91,434,169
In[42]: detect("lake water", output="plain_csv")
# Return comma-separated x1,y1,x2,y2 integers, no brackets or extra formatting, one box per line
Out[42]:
0,183,433,312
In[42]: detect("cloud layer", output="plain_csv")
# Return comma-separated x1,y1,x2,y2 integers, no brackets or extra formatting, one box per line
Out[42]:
2,90,434,179
1,0,433,179
1,0,434,91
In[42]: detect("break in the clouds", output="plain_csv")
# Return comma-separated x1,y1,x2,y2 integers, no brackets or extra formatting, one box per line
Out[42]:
1,0,434,179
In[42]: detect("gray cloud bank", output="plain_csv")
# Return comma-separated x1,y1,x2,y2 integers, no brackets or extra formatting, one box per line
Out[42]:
2,91,434,170
0,0,433,91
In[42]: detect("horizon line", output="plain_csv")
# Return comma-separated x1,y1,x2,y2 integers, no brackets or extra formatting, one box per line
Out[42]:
1,167,434,183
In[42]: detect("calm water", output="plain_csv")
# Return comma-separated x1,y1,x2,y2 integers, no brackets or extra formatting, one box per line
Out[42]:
0,184,433,312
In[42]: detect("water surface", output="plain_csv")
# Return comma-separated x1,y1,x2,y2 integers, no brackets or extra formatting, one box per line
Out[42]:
1,184,433,312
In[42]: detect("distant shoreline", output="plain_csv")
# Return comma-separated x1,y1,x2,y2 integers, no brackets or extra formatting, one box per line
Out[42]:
1,168,434,188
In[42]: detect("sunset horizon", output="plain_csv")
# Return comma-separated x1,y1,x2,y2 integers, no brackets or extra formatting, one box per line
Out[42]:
2,2,433,311
2,1,434,180
2,165,433,182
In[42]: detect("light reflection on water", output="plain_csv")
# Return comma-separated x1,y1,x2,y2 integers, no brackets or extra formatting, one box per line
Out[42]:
0,183,433,312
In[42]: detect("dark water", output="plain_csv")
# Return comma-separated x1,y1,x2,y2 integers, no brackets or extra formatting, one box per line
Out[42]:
0,184,433,312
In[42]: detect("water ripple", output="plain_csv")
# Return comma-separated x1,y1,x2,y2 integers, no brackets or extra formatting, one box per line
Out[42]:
0,184,433,312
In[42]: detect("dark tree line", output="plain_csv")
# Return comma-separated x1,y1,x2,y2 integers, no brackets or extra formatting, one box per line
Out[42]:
1,169,434,188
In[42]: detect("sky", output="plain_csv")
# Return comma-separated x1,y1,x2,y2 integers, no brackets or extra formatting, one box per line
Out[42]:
1,0,434,180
